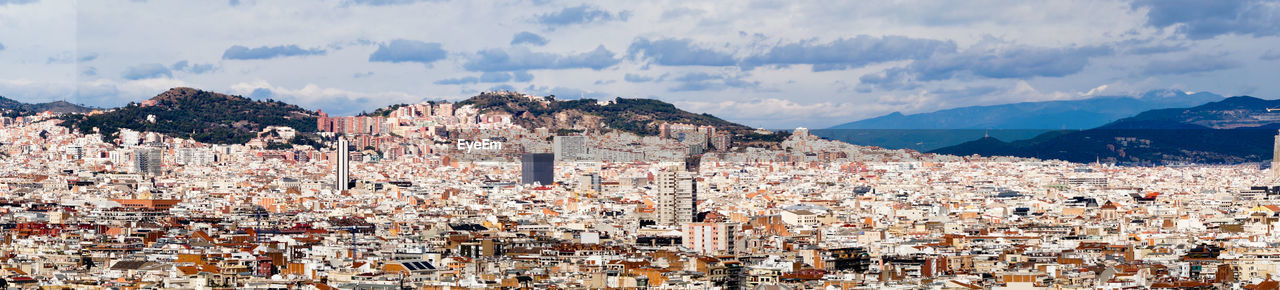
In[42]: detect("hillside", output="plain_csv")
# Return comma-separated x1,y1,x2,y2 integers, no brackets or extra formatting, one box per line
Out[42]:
930,96,1280,165
59,87,318,144
457,92,786,144
0,96,93,116
830,90,1222,130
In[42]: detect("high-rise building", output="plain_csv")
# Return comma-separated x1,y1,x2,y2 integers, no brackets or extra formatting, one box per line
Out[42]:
134,148,163,176
521,153,554,186
1272,129,1280,182
336,137,351,191
656,166,697,226
553,136,590,161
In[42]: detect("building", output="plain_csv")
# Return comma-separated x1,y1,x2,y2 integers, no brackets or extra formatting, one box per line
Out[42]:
521,153,554,186
111,199,182,211
1272,129,1280,182
335,137,350,191
553,136,590,161
175,147,216,166
134,148,163,176
682,222,739,255
656,166,697,226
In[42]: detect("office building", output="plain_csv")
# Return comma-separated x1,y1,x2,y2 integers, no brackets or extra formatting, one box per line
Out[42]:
521,153,554,186
134,148,163,176
656,166,697,226
336,137,350,191
553,136,590,161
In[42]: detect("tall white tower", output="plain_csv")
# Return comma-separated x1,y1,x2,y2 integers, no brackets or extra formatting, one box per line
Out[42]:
336,137,350,191
1270,129,1280,182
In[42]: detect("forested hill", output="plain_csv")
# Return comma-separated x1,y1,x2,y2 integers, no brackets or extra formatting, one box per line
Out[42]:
59,87,317,144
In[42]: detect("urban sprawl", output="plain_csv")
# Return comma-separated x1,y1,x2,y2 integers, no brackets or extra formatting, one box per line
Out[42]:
1,93,1279,289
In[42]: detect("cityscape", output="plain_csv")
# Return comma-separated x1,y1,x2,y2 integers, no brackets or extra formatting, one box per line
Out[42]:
2,0,1280,289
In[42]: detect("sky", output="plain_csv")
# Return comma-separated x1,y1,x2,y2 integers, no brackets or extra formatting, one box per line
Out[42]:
1,0,1278,128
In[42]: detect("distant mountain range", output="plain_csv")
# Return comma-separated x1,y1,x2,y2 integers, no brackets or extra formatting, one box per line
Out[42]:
59,87,319,144
813,90,1225,152
0,96,93,115
930,96,1280,165
829,90,1223,130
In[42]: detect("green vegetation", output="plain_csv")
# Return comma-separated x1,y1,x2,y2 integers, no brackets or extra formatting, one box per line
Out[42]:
360,103,409,117
59,88,317,144
459,92,754,137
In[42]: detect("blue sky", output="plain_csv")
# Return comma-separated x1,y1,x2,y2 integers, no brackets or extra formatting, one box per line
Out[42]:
0,0,1278,128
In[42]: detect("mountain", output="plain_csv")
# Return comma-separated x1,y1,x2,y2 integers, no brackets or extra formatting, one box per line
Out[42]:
59,87,318,144
457,91,788,144
0,96,93,115
829,90,1223,130
930,96,1280,165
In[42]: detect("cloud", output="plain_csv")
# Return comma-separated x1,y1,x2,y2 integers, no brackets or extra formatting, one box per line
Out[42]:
675,98,869,128
345,0,439,6
513,71,533,82
624,73,659,83
536,4,630,27
434,71,532,85
487,84,517,92
669,72,758,92
1262,50,1280,61
857,41,1112,91
741,35,958,71
78,52,98,62
1142,54,1242,75
462,45,620,72
1132,0,1280,39
170,60,216,74
249,87,272,99
121,63,172,80
911,44,1112,80
353,71,375,78
660,7,704,20
434,76,479,85
628,38,737,66
626,35,956,71
368,39,447,65
511,31,549,46
857,69,920,92
520,84,610,99
228,80,424,115
222,44,325,60
1125,44,1190,55
479,71,512,82
0,0,37,5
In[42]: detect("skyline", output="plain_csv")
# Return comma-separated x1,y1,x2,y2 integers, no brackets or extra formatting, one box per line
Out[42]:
1,0,1279,128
